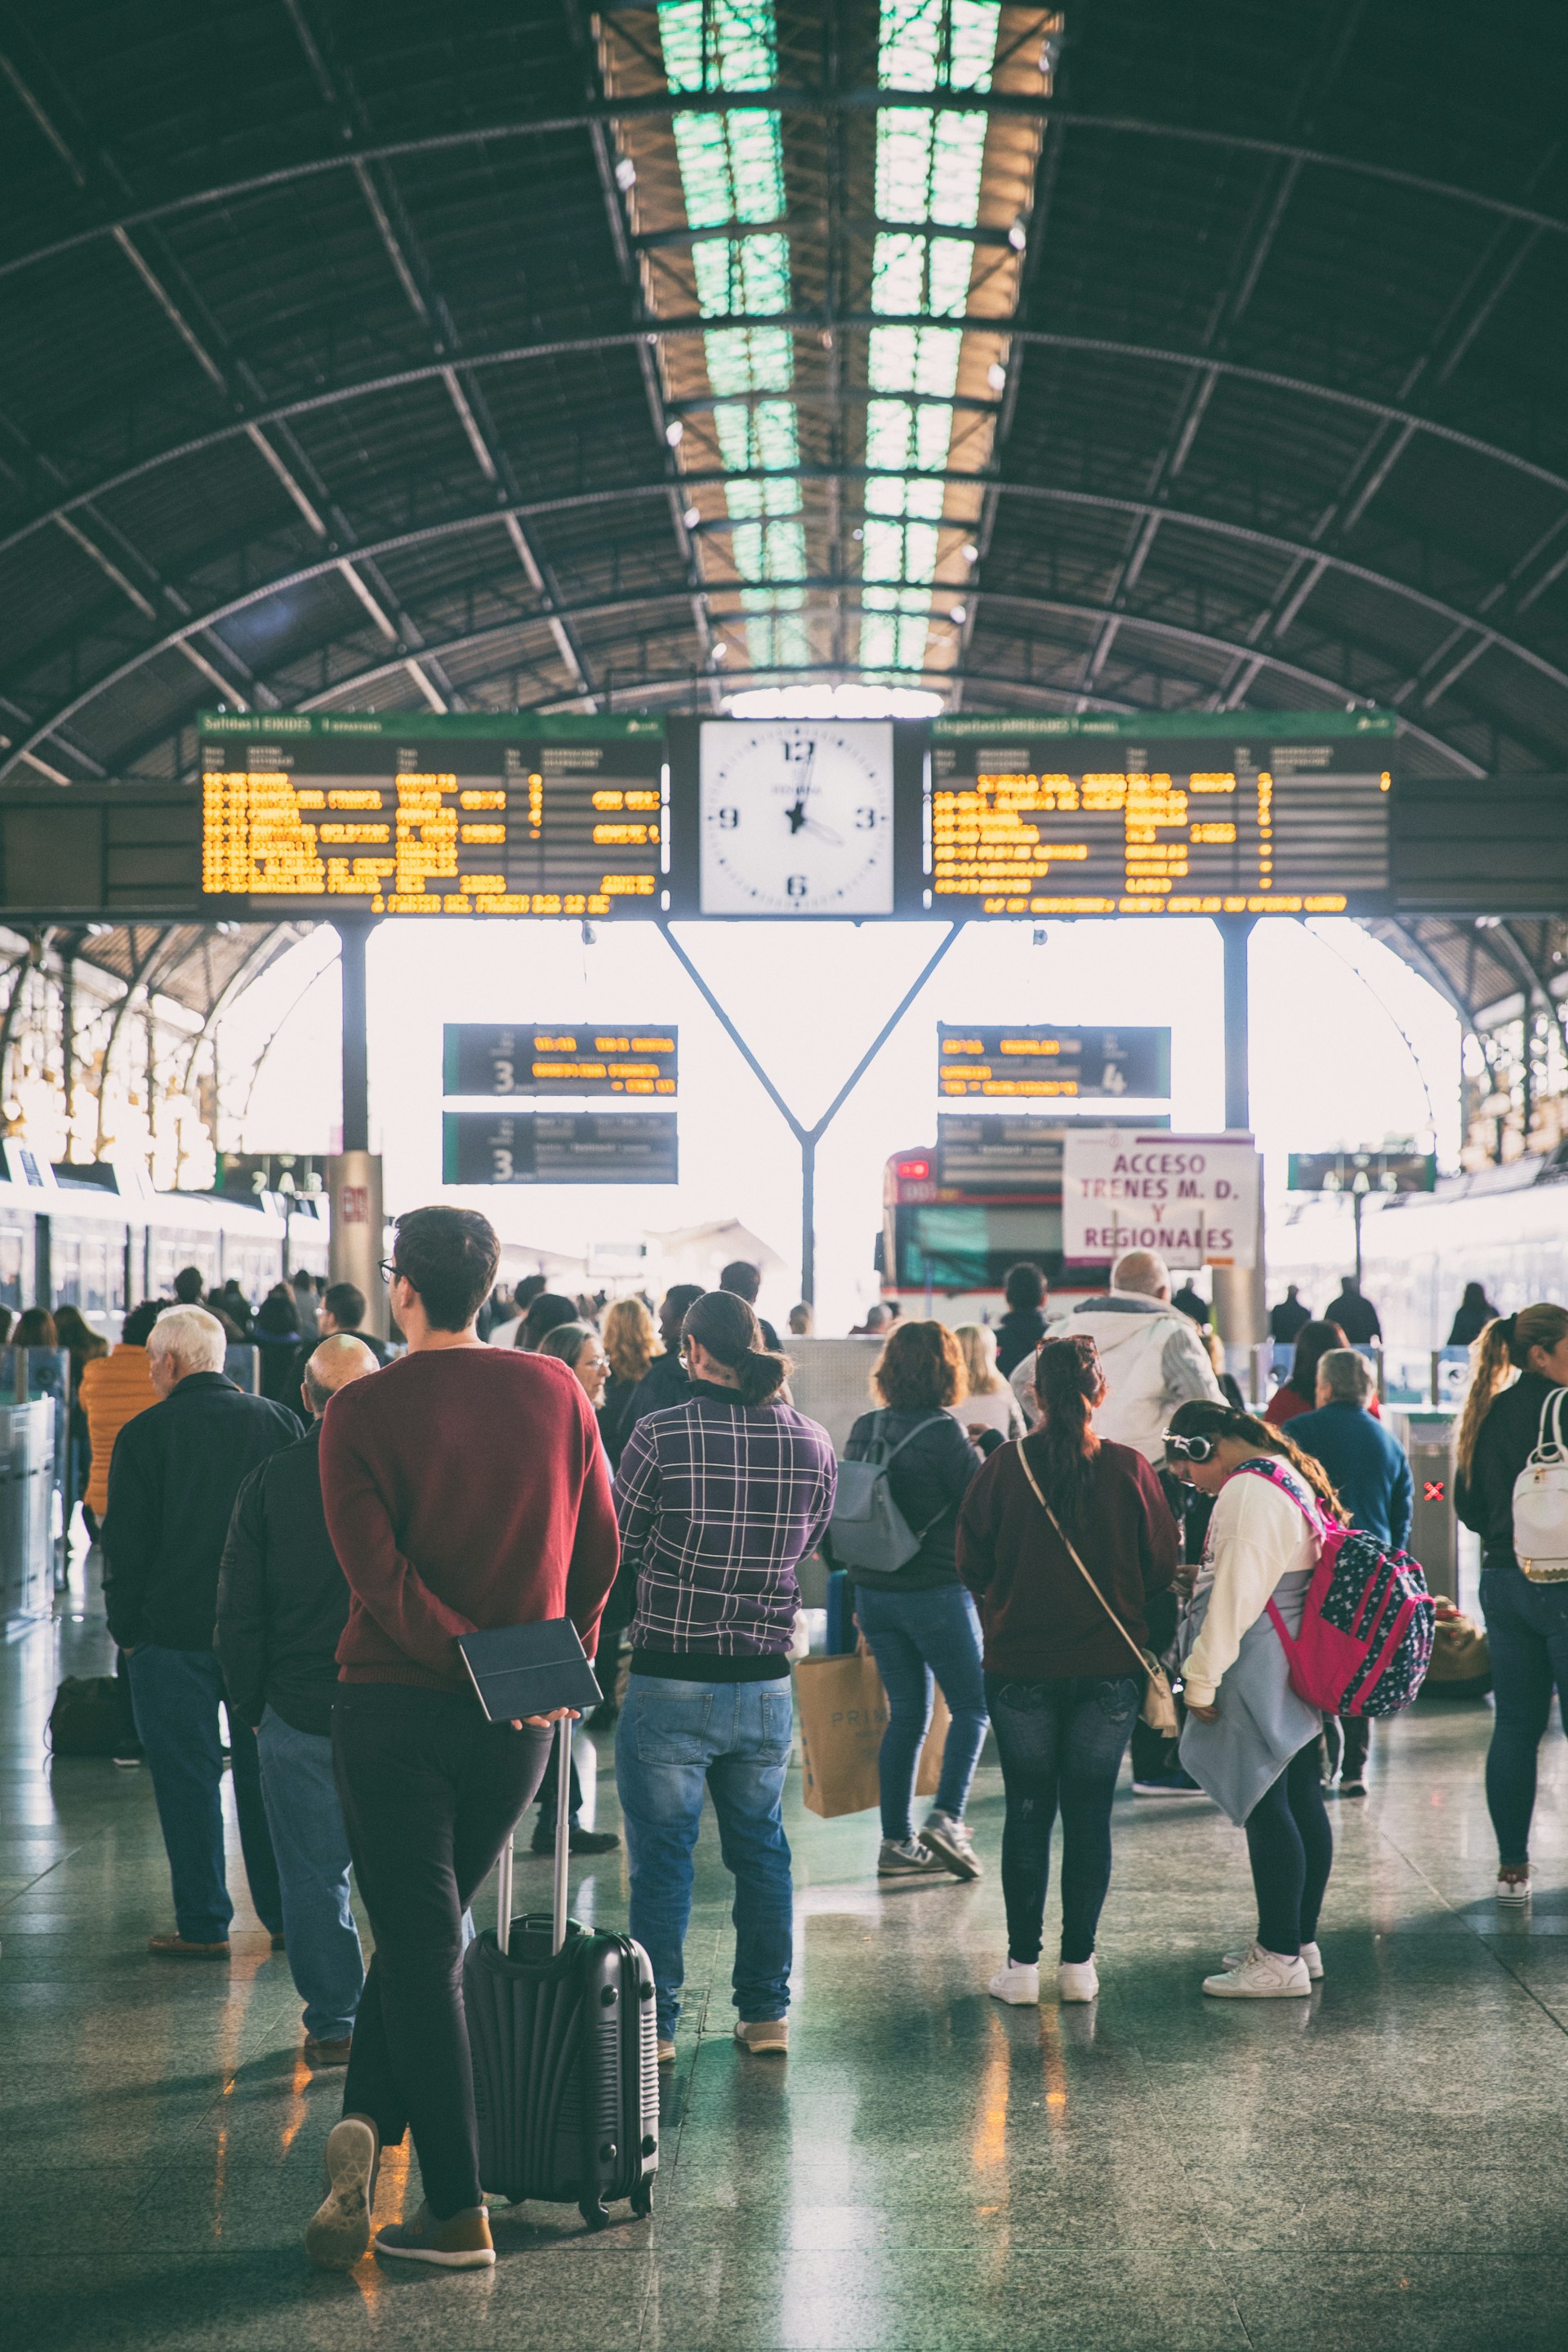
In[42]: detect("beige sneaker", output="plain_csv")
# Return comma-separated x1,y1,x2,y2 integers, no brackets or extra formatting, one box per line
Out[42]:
1202,1946,1311,1998
734,2017,788,2056
305,2117,379,2270
376,2200,495,2269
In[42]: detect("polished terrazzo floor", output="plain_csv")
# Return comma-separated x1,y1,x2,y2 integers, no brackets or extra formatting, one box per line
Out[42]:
5,1559,1568,2352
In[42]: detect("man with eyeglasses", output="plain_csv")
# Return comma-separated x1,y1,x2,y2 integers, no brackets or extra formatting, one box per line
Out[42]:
305,1206,619,2274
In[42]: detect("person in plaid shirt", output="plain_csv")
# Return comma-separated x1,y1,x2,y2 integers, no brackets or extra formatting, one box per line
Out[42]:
613,1289,836,2063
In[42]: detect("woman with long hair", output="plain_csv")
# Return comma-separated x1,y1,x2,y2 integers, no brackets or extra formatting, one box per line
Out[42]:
536,1319,609,1410
959,1335,1178,2005
1165,1398,1343,1997
837,1320,989,1882
1454,1303,1568,1903
1264,1319,1380,1427
599,1296,659,1469
954,1322,1027,1441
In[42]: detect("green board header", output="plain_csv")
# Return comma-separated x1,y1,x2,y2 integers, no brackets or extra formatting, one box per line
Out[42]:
198,711,663,742
931,712,1398,741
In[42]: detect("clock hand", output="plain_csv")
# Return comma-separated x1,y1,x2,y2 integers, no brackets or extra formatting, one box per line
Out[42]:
802,817,843,846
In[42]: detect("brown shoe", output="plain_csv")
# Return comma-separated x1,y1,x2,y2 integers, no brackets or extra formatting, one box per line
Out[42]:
304,2035,353,2069
305,2117,380,2270
148,1932,229,1959
375,2200,495,2269
734,2017,788,2056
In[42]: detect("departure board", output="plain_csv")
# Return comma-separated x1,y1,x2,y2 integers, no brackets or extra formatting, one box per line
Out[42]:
926,714,1395,917
198,714,666,916
443,1111,679,1185
938,1025,1169,1101
443,1023,678,1098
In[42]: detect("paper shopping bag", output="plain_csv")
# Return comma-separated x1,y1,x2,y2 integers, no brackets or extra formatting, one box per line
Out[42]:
795,1650,953,1820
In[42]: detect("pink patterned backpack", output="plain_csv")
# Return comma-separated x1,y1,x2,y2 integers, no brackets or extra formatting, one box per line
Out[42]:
1234,1459,1436,1718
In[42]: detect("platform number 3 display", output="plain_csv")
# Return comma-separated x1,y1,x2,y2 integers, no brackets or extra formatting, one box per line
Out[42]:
699,720,895,915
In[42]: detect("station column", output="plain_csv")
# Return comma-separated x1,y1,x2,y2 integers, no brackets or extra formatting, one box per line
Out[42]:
1214,915,1265,1357
328,920,386,1336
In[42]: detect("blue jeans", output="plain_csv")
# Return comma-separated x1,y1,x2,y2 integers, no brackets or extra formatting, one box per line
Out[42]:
1480,1555,1568,1864
985,1673,1139,1965
256,1707,364,2040
127,1645,282,1943
617,1675,795,2040
853,1582,989,1841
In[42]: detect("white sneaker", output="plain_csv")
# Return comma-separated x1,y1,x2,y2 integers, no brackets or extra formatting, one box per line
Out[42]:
878,1836,947,1878
1496,1871,1531,1904
1203,1945,1311,1998
1223,1938,1323,1980
1056,1959,1099,2002
919,1811,983,1881
987,1958,1040,2005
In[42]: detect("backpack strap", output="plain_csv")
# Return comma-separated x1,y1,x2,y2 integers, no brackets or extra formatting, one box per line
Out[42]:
1231,1454,1328,1538
1014,1443,1153,1680
1531,1387,1568,1464
879,1413,956,1465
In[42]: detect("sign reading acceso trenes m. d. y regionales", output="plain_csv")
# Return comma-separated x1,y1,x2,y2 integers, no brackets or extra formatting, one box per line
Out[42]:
1062,1131,1261,1268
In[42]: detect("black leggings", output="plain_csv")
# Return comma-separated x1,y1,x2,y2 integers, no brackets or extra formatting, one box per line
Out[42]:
1244,1738,1334,1957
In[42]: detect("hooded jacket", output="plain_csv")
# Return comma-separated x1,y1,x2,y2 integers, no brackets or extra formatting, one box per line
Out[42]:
1054,1290,1223,1462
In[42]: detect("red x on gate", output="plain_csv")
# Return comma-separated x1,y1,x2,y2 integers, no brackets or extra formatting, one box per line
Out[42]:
1424,1480,1446,1503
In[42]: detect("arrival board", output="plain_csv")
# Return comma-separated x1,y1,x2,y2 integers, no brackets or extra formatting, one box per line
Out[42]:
938,1025,1170,1101
926,713,1393,917
199,715,666,916
442,1111,679,1185
443,1024,678,1097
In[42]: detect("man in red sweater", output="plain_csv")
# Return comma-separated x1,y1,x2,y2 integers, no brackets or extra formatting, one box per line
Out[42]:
305,1207,617,2274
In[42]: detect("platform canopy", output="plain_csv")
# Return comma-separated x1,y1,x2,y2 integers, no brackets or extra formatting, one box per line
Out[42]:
0,2,1564,996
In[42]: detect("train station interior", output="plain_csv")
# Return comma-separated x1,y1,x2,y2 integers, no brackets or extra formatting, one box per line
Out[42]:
3,5,1568,2349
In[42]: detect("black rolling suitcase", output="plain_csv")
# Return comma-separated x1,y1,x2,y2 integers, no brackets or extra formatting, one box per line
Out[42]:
462,1714,659,2230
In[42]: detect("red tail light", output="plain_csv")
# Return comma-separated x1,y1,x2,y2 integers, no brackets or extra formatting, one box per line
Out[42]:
897,1157,930,1179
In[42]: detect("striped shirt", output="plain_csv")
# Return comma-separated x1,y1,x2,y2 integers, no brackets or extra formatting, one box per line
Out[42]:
615,1390,837,1661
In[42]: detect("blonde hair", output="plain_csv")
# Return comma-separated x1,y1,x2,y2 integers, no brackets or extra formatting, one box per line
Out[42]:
1456,1304,1568,1476
954,1323,1003,1396
603,1296,658,1385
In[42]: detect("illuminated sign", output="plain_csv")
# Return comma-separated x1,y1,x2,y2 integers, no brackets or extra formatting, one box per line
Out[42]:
442,1111,679,1185
938,1024,1169,1101
199,715,666,917
925,714,1393,918
443,1024,678,1098
1287,1149,1436,1195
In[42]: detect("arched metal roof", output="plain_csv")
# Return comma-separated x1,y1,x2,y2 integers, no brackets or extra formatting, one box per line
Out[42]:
0,0,1561,793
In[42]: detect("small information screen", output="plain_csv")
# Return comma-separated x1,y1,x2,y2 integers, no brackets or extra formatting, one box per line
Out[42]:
938,1025,1170,1101
926,714,1393,917
199,715,666,917
442,1111,679,1185
443,1024,678,1098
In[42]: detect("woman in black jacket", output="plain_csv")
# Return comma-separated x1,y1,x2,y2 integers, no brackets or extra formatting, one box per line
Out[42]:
1455,1302,1568,1905
839,1320,987,1882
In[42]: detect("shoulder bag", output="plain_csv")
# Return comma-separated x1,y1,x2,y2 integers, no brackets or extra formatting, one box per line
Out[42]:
1014,1444,1179,1735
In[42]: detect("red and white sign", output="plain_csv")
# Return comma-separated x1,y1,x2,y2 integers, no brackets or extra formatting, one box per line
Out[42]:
1062,1130,1260,1268
337,1184,370,1227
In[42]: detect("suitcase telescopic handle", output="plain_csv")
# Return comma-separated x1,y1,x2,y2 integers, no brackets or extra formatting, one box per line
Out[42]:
497,1713,575,1959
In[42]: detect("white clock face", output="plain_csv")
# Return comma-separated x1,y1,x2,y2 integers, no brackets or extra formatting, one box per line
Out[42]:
699,721,895,915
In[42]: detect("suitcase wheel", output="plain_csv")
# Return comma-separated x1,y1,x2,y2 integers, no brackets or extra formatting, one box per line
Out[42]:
630,2177,654,2220
579,2197,611,2233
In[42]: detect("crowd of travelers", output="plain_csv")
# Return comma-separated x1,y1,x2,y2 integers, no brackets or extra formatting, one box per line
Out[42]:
53,1212,1563,2272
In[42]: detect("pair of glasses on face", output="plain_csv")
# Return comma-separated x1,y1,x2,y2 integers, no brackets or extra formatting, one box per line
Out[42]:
1163,1429,1221,1465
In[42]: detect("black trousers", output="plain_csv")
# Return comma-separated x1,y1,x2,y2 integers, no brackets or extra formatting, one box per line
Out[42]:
1244,1738,1334,1958
333,1684,551,2218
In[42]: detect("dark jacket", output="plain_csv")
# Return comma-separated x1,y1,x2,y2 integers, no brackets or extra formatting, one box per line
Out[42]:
835,1406,984,1591
1269,1294,1312,1343
1323,1289,1382,1344
102,1373,303,1652
216,1420,348,1737
599,1369,647,1470
957,1435,1179,1679
626,1349,693,1427
1288,1400,1413,1550
995,1306,1048,1377
289,1328,390,1401
1455,1370,1563,1561
1447,1296,1498,1348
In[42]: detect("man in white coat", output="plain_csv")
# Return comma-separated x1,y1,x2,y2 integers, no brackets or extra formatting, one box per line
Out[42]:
1052,1248,1224,1457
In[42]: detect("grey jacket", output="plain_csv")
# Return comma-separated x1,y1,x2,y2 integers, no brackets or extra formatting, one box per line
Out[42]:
1178,1567,1321,1824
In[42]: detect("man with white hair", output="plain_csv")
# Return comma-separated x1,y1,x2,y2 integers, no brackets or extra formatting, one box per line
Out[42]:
1055,1248,1224,1460
103,1305,303,1958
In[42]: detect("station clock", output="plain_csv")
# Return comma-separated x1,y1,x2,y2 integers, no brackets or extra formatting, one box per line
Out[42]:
698,720,896,915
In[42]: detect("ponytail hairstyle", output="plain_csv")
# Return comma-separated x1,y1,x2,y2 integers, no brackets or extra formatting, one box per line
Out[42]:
681,1289,791,1408
1165,1396,1343,1517
1456,1303,1568,1477
1028,1336,1105,1530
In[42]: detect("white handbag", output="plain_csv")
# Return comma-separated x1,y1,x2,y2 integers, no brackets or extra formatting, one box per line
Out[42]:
1512,1389,1568,1583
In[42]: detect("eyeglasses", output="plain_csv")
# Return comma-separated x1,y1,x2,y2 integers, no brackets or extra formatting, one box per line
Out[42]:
1162,1429,1221,1463
378,1259,399,1285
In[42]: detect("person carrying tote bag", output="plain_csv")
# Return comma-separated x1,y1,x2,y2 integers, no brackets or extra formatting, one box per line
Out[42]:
957,1336,1179,2009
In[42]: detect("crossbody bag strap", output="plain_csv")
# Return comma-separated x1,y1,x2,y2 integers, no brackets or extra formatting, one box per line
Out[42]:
1014,1441,1151,1678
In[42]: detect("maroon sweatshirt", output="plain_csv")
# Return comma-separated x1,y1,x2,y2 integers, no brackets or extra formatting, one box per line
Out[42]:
957,1437,1178,1680
319,1346,619,1694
